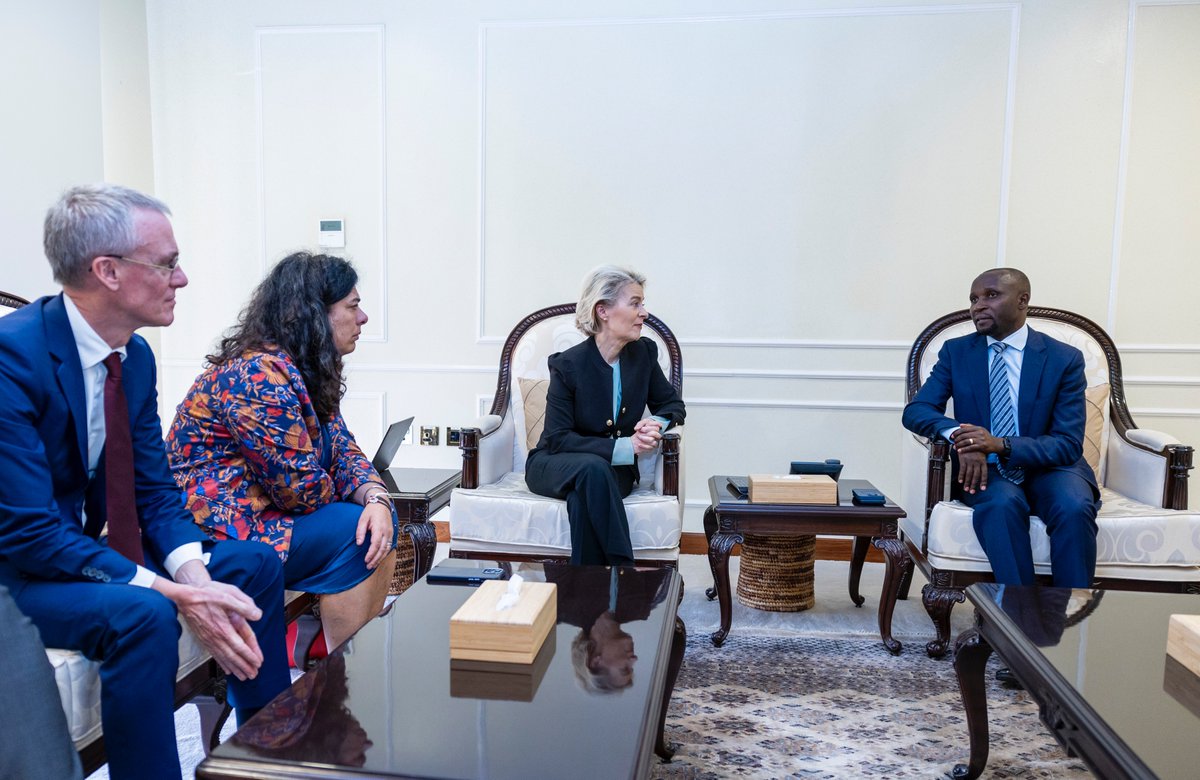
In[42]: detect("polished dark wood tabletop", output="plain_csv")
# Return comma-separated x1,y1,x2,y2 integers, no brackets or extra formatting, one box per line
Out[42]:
955,584,1200,779
199,564,682,780
384,466,460,498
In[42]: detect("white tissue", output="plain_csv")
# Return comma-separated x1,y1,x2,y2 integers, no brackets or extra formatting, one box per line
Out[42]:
495,573,524,611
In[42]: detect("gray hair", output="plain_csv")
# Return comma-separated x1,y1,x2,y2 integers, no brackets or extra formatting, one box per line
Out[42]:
574,264,646,336
44,183,172,287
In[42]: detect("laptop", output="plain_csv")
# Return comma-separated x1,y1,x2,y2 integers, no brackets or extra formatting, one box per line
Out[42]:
371,417,414,493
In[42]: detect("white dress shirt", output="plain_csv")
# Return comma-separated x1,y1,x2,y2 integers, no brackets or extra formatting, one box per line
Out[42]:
63,295,204,586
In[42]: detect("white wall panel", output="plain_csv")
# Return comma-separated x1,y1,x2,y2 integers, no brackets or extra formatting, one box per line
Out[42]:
1114,2,1200,344
0,1,104,300
479,7,1017,342
257,26,388,341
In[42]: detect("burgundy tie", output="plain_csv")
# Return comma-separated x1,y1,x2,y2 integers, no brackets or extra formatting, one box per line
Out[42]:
102,352,144,565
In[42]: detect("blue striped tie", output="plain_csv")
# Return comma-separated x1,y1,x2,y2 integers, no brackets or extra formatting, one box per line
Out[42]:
989,342,1024,484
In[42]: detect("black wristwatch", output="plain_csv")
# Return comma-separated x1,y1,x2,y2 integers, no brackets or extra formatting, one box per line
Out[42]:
1001,436,1013,458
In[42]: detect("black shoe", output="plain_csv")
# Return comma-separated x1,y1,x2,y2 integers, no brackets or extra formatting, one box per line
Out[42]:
995,667,1023,689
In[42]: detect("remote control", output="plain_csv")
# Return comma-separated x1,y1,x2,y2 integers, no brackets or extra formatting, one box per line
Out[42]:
851,488,886,505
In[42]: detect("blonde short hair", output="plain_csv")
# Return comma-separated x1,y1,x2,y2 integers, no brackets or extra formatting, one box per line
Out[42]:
575,265,647,336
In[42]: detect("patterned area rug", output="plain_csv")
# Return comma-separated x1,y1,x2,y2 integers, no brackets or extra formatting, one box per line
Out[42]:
651,633,1091,779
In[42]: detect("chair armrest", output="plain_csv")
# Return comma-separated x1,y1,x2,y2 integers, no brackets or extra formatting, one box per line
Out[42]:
1126,428,1181,451
657,428,683,498
459,414,514,489
1107,426,1193,509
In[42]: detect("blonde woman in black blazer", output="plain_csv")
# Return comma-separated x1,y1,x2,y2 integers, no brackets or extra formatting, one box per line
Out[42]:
525,266,685,565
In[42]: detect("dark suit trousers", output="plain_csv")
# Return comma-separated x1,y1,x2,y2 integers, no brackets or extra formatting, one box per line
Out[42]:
525,451,636,565
961,465,1100,587
0,585,83,780
11,540,289,780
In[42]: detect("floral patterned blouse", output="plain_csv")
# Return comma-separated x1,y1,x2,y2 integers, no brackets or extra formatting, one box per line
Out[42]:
165,348,383,560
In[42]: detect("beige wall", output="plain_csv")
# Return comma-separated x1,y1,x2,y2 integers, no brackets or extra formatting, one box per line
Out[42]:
9,1,1192,532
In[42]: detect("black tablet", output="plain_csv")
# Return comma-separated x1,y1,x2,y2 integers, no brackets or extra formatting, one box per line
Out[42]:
425,560,508,586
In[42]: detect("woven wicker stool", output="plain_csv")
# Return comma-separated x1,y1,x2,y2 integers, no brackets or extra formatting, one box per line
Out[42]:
736,533,816,612
388,533,418,596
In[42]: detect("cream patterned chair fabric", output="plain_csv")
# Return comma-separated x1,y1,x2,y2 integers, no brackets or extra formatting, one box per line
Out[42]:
449,304,684,563
898,308,1197,657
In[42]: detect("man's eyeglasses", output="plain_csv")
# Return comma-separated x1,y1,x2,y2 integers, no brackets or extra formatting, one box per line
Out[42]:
102,254,182,273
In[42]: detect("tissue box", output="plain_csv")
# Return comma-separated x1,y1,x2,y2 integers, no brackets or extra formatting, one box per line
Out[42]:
1167,614,1200,675
450,628,556,702
449,580,557,664
748,474,837,505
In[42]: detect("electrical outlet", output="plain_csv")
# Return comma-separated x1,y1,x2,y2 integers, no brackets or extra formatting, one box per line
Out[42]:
446,427,462,446
401,425,414,446
419,426,440,446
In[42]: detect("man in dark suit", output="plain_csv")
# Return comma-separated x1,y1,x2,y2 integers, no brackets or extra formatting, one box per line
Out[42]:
902,268,1100,587
0,185,290,780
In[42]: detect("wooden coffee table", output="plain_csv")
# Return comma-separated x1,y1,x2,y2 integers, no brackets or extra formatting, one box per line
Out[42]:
704,475,908,653
198,564,685,780
954,584,1200,779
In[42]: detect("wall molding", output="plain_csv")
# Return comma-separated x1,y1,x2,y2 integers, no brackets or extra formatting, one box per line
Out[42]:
342,389,388,434
163,360,1200,391
476,3,1021,343
685,398,903,412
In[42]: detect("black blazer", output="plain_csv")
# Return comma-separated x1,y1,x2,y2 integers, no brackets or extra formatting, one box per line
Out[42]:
528,336,685,482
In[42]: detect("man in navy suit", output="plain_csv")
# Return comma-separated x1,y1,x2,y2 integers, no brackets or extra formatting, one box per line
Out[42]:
0,185,290,779
902,268,1100,587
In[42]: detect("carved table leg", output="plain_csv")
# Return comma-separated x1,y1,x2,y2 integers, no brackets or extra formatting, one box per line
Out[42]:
873,536,906,655
896,553,914,601
848,535,869,607
951,626,994,780
703,507,719,601
404,519,438,581
708,531,741,647
194,676,231,754
655,616,686,761
921,582,965,658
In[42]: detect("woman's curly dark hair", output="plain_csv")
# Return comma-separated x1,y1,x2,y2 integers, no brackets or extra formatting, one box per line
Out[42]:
208,252,358,423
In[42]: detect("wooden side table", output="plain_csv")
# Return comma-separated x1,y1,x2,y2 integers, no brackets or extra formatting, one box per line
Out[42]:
704,475,909,653
384,467,460,593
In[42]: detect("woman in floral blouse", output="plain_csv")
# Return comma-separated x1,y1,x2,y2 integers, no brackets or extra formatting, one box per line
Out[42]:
166,252,395,650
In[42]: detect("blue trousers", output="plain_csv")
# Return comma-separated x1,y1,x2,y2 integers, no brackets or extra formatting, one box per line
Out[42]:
10,540,289,780
526,451,636,566
961,466,1100,587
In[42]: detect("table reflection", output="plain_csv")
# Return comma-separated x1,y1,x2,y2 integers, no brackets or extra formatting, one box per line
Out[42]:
994,585,1105,647
232,654,370,766
543,566,671,694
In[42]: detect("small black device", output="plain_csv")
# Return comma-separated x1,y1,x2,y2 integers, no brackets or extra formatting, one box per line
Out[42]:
426,560,507,586
727,476,749,499
851,488,886,506
790,459,843,481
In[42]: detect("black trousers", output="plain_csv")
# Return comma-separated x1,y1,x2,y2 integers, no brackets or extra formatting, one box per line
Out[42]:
525,451,636,565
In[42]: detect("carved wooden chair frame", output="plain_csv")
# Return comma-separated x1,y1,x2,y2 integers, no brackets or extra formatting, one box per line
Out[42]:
904,306,1194,657
455,303,683,566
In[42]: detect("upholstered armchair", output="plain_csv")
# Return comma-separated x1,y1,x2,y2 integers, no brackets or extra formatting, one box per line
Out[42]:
899,307,1197,657
449,303,684,565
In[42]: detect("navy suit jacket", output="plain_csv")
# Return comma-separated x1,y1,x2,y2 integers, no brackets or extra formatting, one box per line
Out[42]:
902,326,1097,491
529,336,685,482
0,294,206,593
